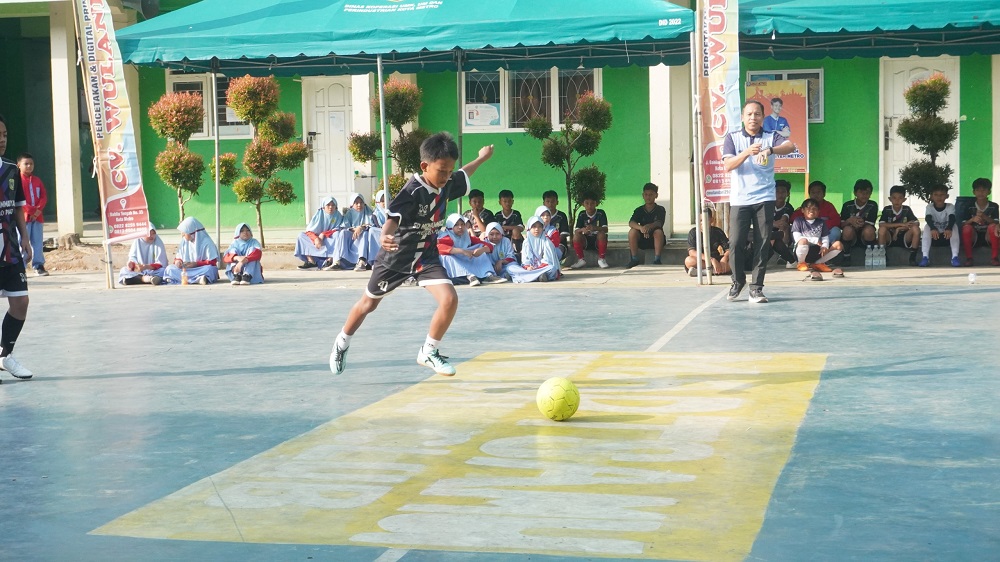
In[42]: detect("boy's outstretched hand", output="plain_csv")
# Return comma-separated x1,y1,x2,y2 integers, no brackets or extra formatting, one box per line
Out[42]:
479,144,495,160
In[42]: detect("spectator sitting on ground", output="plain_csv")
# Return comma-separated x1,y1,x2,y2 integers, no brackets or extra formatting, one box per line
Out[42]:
542,190,571,260
877,185,921,265
791,180,842,247
437,214,505,286
163,217,220,285
494,189,524,254
792,198,843,276
569,196,610,269
223,222,264,285
684,206,730,277
839,178,879,258
918,184,961,267
772,179,798,267
294,196,342,270
507,215,560,283
334,192,378,272
462,188,493,238
625,182,667,269
960,177,999,266
483,222,517,280
118,226,167,286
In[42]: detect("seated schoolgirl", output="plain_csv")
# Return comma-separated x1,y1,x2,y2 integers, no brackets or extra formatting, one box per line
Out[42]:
506,215,561,283
163,217,220,285
534,205,563,260
483,222,517,279
437,214,506,286
223,222,264,286
294,196,342,270
333,192,380,272
118,226,167,286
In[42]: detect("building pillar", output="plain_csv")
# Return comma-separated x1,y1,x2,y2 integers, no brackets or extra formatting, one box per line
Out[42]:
50,1,83,237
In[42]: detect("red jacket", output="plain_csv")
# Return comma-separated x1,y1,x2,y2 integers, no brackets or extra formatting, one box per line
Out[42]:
791,200,841,228
437,234,493,255
21,174,47,224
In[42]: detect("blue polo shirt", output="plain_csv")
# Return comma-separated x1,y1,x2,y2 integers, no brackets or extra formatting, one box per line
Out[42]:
722,128,785,206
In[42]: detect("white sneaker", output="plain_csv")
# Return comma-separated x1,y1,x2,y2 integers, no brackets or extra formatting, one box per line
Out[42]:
785,260,797,269
417,347,456,376
467,274,481,287
597,258,609,269
330,344,348,374
1,355,33,379
570,258,587,269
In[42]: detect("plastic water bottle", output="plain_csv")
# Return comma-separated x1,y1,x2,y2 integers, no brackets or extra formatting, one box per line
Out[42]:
181,268,189,285
865,245,873,270
877,245,886,269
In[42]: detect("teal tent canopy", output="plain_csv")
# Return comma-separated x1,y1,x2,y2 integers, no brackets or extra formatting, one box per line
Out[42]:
117,0,695,75
739,0,1000,59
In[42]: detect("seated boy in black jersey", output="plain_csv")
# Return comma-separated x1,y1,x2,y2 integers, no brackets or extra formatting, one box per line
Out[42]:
684,207,730,276
771,179,798,267
462,189,493,239
569,196,610,269
331,132,494,377
494,189,524,253
877,185,921,264
839,179,879,257
542,190,571,259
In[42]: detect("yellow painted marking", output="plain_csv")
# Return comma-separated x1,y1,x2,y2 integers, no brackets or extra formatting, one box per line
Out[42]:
94,352,825,561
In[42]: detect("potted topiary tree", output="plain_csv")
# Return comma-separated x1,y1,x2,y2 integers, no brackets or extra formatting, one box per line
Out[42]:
348,77,431,197
218,75,308,247
897,72,958,202
148,91,205,219
524,91,612,225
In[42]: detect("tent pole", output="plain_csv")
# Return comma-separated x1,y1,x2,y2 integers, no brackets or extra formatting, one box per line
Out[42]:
211,61,222,251
455,49,464,214
689,21,710,285
377,54,391,208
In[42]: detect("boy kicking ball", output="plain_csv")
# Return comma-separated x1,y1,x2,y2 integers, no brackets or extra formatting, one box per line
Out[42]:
331,132,494,376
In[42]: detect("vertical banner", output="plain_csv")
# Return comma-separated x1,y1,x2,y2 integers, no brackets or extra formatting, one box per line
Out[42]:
73,0,151,243
747,80,809,174
698,0,741,204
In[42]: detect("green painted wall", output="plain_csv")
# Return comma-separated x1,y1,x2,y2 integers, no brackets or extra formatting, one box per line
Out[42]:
416,67,652,223
744,57,881,209
959,55,993,194
138,68,307,233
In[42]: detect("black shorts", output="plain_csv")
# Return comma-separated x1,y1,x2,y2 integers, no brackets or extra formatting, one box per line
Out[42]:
582,234,600,251
887,229,910,247
0,264,28,297
636,228,663,250
365,261,450,299
967,228,990,247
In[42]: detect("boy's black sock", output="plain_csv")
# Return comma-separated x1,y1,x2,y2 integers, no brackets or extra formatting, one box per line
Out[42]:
1,313,25,357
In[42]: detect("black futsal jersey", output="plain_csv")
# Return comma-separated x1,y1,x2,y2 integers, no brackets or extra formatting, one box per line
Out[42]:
0,157,26,267
377,170,469,274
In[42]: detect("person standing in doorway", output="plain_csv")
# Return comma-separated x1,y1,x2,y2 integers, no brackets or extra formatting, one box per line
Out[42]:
722,101,795,303
0,115,36,382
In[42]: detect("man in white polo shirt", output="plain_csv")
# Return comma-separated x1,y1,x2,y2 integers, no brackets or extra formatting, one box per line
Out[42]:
722,100,795,304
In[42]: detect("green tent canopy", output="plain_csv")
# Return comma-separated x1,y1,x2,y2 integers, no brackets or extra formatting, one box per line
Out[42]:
116,0,695,75
739,0,1000,59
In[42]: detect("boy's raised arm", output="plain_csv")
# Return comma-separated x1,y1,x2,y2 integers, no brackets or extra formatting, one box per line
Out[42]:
461,145,495,177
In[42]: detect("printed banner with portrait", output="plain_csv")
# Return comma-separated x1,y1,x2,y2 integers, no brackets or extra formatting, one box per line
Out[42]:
746,80,809,174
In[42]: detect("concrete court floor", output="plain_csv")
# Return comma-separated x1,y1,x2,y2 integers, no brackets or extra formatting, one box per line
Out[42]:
0,265,998,562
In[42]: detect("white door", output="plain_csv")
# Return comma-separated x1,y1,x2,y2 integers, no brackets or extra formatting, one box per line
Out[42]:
303,77,353,215
882,56,960,218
